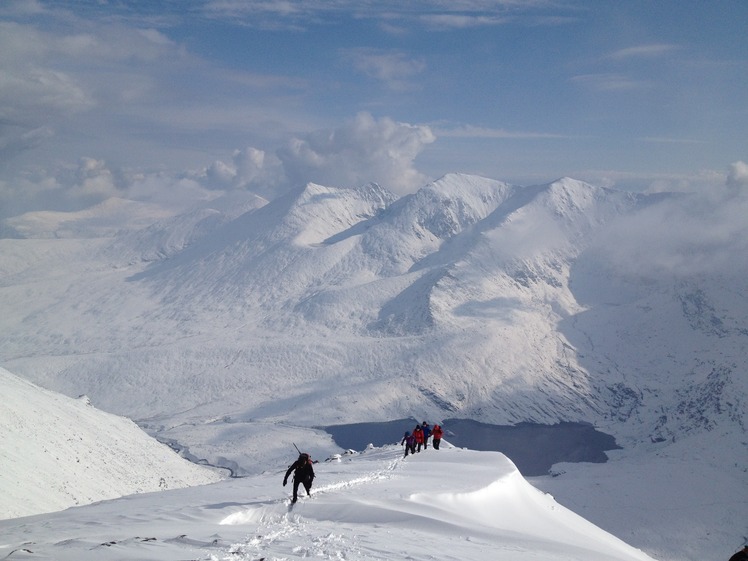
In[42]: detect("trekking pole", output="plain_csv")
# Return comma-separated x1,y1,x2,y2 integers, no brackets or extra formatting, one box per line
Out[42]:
293,442,301,455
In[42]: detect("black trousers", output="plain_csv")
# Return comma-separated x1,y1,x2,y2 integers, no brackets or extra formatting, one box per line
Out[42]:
292,477,312,501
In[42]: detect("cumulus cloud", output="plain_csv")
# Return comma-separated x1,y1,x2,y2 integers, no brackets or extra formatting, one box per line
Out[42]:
205,113,436,197
1,110,435,229
726,160,748,190
0,156,221,228
0,158,117,220
69,157,118,199
204,147,284,198
277,112,435,195
205,159,237,185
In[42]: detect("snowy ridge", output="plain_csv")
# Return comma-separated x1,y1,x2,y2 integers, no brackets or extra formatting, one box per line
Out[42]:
0,445,656,561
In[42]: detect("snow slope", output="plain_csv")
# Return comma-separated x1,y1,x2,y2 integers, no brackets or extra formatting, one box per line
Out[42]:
0,367,223,519
0,445,656,561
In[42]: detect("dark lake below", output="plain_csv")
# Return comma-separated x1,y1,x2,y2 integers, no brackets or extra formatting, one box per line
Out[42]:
321,418,621,476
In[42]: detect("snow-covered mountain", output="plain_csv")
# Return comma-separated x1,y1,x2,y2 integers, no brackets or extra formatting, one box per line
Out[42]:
0,173,746,560
0,367,223,519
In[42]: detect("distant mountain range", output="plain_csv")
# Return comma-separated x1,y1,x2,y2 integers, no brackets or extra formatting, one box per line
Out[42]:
1,173,746,555
3,174,744,440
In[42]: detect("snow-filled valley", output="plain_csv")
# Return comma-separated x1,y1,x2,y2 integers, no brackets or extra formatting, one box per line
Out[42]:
1,173,747,561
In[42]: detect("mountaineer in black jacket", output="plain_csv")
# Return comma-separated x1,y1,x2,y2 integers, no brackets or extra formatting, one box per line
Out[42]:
283,452,315,503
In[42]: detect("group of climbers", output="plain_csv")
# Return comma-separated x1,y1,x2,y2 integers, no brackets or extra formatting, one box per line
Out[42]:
400,421,444,457
282,421,447,503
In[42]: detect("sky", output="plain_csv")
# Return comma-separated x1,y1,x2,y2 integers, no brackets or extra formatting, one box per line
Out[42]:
1,0,747,218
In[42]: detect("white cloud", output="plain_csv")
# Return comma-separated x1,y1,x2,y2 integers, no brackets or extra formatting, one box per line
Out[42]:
0,66,93,113
590,182,748,279
69,157,118,199
608,44,680,60
204,147,284,198
417,13,506,29
572,168,726,194
203,0,304,18
0,23,96,159
125,173,212,210
0,126,54,158
201,0,567,30
0,19,185,167
0,13,317,178
277,112,435,195
570,73,649,92
0,0,45,17
0,110,435,225
436,123,571,140
726,160,748,190
206,159,237,185
0,158,118,220
0,156,218,226
233,147,267,184
0,20,177,67
346,49,425,91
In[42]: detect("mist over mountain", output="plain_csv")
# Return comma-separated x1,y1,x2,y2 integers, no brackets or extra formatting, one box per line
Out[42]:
1,173,746,559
